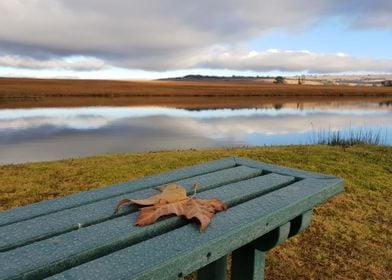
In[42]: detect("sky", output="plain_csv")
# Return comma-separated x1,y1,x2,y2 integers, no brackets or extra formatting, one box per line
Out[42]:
0,0,391,80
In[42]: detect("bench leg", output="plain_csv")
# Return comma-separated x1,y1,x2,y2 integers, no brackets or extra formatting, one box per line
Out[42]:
231,211,312,280
197,255,227,280
232,244,265,280
232,222,291,280
198,211,313,280
253,222,291,251
288,210,312,238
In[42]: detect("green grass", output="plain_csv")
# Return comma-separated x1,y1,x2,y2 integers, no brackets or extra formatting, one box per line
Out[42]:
1,145,391,279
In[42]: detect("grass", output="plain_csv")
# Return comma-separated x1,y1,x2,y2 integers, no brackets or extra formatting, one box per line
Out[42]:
0,145,391,279
1,77,392,109
2,77,392,98
309,127,389,146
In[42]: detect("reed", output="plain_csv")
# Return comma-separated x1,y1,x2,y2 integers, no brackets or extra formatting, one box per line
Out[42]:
309,126,387,146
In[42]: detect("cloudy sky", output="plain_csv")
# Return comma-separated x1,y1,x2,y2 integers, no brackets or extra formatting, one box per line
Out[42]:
0,0,391,79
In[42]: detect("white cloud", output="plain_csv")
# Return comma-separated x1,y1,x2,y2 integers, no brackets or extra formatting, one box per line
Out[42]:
193,47,392,73
0,0,391,73
1,48,391,74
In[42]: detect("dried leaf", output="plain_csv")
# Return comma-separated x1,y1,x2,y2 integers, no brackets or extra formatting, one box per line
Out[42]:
136,197,227,232
115,183,227,232
114,198,133,214
130,183,187,206
114,183,187,214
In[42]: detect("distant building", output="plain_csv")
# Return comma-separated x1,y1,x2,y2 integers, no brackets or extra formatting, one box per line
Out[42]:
381,80,392,87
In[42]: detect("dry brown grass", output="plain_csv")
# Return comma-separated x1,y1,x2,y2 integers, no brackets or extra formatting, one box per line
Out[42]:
1,77,392,109
2,77,392,97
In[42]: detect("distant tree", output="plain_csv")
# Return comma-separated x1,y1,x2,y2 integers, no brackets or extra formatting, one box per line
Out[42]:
274,76,285,84
382,81,392,87
273,103,283,110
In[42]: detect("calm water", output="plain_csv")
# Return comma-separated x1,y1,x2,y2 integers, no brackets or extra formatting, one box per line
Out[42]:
0,102,391,164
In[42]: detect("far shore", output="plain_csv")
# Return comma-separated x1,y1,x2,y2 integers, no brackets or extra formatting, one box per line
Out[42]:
1,77,392,108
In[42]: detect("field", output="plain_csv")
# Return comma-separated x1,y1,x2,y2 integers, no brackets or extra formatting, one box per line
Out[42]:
1,145,391,279
1,77,392,108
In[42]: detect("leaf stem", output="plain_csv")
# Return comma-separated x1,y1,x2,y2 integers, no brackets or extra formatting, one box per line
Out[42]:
191,183,199,198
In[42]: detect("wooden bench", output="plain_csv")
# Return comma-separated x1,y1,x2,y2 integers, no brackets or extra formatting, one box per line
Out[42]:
0,157,344,280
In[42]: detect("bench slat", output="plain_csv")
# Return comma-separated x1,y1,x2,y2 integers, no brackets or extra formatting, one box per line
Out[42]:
0,173,294,280
46,178,343,280
235,157,336,179
0,158,236,227
44,179,343,279
0,166,261,252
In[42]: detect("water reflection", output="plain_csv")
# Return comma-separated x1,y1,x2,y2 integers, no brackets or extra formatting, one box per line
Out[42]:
0,103,391,164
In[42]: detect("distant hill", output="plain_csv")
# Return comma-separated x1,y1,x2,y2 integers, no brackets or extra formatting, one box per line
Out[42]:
162,74,392,87
162,74,274,82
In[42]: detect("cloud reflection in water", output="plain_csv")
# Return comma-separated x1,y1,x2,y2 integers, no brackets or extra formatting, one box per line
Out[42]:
0,105,390,164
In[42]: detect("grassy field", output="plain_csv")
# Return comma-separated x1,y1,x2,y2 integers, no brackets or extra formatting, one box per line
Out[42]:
1,145,391,279
1,77,392,108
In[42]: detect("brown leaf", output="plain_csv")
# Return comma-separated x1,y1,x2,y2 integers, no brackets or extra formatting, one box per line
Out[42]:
136,197,227,232
114,183,187,214
115,183,227,232
114,198,133,214
130,183,187,206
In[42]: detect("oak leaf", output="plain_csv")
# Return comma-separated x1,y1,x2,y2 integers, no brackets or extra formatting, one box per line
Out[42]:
115,183,227,232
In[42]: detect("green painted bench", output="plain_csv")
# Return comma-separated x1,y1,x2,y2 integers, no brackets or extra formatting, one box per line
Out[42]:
0,157,344,280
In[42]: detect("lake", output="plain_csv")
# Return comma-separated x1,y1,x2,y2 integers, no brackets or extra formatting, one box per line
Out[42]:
0,100,391,164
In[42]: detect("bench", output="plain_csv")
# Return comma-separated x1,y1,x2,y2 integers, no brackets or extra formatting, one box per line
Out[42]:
0,157,344,280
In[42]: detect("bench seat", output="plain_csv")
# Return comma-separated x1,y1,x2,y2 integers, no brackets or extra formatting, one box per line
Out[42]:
0,157,344,280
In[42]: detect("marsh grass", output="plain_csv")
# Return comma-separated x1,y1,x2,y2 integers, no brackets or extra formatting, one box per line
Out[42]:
309,126,388,146
1,77,392,109
0,145,391,279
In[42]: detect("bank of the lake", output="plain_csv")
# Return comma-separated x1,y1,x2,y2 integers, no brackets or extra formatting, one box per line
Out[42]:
0,145,391,279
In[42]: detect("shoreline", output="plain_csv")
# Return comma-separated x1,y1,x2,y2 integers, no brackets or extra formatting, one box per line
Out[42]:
2,95,391,109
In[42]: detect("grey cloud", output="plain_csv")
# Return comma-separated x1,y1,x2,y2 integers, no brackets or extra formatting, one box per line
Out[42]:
339,1,392,29
0,0,391,72
0,55,106,71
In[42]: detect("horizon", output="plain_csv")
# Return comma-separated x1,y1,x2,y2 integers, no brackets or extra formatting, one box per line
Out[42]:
0,1,391,80
2,73,392,82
